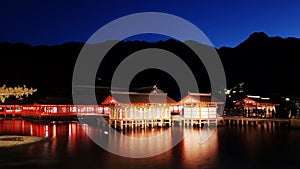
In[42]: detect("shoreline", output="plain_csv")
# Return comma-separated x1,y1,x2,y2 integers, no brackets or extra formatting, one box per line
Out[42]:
0,135,43,148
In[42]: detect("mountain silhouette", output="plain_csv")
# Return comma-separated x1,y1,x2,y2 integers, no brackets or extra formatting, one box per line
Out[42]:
219,32,300,96
1,32,300,100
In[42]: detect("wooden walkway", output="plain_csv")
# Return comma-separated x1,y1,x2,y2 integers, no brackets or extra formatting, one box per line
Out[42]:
107,116,220,129
222,116,290,128
108,118,172,129
171,115,219,127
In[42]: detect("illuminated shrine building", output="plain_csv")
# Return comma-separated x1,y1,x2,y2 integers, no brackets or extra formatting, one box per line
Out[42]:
236,95,278,118
101,90,176,121
178,92,224,120
1,85,222,125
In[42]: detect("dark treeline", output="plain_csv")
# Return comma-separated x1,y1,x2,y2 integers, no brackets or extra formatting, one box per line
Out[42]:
1,32,300,100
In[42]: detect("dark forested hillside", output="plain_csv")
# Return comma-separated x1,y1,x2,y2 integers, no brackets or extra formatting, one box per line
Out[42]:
219,32,300,96
1,32,300,99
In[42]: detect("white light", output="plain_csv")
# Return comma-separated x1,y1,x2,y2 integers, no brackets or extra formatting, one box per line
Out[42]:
53,106,57,113
69,124,72,138
247,95,260,98
232,91,236,93
261,97,270,100
45,125,49,137
30,125,33,135
285,98,290,101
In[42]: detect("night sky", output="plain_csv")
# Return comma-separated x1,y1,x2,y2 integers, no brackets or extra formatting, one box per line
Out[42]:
1,0,300,48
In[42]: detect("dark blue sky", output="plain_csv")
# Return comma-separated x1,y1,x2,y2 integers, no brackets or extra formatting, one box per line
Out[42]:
1,0,300,48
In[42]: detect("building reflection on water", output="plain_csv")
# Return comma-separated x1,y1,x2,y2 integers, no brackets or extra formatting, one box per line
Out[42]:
182,127,219,168
1,119,300,169
0,119,218,156
0,119,221,169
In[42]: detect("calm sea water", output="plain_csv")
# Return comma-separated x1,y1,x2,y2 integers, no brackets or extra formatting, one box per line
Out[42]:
1,119,300,169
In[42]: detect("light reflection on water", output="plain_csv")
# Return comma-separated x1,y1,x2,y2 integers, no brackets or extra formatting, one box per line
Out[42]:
1,119,300,169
